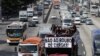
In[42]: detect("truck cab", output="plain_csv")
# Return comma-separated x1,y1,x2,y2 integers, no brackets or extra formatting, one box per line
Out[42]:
27,8,34,17
17,37,43,56
19,11,28,22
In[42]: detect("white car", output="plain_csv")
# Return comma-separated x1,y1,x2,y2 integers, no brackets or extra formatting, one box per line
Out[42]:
62,19,73,28
74,16,81,25
82,11,88,18
28,16,39,27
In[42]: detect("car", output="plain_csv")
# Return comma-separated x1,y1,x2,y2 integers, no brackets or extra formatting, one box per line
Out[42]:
82,11,88,18
81,17,87,23
33,11,38,16
51,16,58,19
28,16,39,27
71,11,76,18
62,19,74,28
85,19,93,25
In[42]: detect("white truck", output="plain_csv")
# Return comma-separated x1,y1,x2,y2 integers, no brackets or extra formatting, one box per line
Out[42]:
19,11,28,22
27,8,34,17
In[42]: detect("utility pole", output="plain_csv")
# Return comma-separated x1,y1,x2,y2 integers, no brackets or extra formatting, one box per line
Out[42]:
0,0,2,21
43,0,45,23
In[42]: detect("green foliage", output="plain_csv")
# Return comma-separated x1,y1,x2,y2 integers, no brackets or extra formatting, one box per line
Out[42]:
2,0,37,16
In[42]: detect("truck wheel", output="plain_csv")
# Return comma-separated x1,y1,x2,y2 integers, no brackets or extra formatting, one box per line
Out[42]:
14,47,17,52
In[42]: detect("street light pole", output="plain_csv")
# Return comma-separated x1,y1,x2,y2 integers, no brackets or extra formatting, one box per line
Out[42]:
43,0,45,23
0,0,2,20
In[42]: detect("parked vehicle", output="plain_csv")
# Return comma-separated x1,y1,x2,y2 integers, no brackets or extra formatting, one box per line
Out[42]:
19,11,28,22
92,29,100,56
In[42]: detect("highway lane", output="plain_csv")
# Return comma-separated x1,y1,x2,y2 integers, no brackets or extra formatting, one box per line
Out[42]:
47,4,85,56
78,24,94,56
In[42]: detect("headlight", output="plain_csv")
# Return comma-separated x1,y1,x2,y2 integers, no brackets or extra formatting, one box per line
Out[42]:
7,39,11,43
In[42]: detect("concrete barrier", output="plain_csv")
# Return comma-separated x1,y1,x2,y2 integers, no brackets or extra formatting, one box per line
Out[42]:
43,4,53,23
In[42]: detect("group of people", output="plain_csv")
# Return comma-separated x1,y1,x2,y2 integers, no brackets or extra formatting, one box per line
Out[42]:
50,24,77,37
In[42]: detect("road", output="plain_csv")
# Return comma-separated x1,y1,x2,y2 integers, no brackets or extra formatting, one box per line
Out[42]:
0,0,100,56
47,1,87,55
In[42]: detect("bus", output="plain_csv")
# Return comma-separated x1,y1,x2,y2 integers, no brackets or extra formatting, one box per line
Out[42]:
6,21,27,45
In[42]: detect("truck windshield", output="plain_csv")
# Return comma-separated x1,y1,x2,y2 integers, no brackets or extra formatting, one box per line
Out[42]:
20,15,27,17
19,45,37,53
6,29,23,37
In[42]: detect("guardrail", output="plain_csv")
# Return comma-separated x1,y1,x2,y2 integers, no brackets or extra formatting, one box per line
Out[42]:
43,3,53,23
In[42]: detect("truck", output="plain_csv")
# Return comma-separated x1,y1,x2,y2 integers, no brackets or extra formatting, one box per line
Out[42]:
38,24,78,56
27,8,34,17
6,21,27,45
92,29,100,56
17,37,44,56
52,0,60,9
19,10,28,22
43,24,78,56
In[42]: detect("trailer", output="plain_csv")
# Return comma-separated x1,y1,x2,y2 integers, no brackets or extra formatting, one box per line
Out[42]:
40,24,79,56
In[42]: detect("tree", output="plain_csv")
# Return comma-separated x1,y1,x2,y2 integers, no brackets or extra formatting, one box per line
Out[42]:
2,0,38,17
